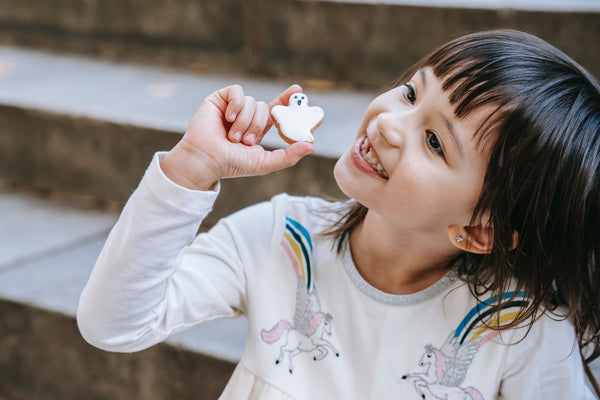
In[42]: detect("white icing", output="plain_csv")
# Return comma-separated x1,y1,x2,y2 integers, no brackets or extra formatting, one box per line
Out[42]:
271,93,324,143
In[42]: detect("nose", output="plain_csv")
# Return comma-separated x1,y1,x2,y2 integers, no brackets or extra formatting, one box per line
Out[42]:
376,112,406,148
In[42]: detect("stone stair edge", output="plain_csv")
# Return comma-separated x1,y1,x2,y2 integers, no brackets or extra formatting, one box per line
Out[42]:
0,44,365,213
0,102,344,219
0,298,236,399
0,0,599,90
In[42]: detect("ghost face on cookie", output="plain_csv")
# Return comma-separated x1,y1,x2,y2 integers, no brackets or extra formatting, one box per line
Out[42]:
271,93,324,144
291,93,308,106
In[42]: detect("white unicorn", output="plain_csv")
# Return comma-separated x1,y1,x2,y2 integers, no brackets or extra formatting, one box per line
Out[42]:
402,332,484,400
261,219,339,374
261,310,339,374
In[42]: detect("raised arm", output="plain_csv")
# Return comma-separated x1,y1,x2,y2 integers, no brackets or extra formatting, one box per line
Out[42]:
77,85,313,352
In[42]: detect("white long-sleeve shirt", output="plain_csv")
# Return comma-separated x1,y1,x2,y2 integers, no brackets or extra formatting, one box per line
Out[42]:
78,153,594,399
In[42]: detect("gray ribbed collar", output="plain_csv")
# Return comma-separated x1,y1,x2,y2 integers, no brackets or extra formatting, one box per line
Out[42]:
341,245,458,306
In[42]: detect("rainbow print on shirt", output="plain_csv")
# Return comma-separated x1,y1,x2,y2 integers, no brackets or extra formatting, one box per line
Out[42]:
402,291,530,399
260,217,339,374
280,217,315,293
454,291,530,347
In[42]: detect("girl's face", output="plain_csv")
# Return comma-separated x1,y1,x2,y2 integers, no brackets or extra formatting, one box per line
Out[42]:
334,67,493,238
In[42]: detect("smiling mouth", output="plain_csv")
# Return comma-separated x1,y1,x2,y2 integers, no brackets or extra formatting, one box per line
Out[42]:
360,137,389,179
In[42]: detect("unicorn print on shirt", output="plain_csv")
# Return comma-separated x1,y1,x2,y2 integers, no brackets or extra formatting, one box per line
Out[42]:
401,291,530,399
402,333,484,400
261,217,339,374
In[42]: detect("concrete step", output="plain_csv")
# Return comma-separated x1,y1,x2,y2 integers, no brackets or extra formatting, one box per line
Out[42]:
0,45,373,225
0,188,244,399
0,0,598,90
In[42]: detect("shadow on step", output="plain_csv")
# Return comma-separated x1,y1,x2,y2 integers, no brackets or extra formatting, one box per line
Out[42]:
0,299,235,400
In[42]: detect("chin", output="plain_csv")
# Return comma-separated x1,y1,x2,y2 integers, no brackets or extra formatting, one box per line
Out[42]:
333,152,357,200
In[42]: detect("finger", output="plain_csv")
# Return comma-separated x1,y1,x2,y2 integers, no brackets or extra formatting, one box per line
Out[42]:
228,96,257,143
221,85,245,123
268,84,303,109
245,101,270,145
256,142,314,175
263,84,303,135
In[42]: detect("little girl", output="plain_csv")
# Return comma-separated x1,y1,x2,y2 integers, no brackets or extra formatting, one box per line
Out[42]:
78,30,600,399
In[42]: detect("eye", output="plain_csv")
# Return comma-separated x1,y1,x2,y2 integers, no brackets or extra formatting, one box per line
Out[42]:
426,131,444,157
403,83,416,104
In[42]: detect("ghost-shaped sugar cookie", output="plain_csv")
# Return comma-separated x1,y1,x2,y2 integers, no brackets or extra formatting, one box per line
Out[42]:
271,93,324,144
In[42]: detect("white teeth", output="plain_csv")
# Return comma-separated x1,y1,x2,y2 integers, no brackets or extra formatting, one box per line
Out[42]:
360,138,388,179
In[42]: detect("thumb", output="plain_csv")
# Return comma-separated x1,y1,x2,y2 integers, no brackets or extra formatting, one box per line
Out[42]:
268,84,303,109
256,142,314,175
261,84,303,135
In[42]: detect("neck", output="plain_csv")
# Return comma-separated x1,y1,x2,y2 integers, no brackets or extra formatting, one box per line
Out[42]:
349,212,458,295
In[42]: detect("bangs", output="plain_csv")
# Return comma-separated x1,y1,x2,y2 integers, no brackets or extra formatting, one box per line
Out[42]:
426,37,513,119
422,33,525,147
419,30,600,153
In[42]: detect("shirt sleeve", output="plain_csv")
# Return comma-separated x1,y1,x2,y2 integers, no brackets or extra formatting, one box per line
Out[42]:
77,152,275,353
499,312,595,399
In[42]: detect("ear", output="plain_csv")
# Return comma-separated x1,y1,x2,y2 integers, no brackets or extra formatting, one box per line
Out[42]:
447,225,494,254
447,226,519,254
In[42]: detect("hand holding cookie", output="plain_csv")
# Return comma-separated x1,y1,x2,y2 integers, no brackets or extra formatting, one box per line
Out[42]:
161,85,315,191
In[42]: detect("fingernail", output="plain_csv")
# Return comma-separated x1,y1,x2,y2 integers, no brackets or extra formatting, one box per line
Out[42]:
229,112,237,121
245,134,256,144
231,131,242,142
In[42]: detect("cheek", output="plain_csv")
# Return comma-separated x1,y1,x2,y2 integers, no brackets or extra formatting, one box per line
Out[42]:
385,166,459,220
385,167,425,204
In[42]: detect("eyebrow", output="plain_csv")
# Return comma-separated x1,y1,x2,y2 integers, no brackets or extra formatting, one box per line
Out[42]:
419,68,463,156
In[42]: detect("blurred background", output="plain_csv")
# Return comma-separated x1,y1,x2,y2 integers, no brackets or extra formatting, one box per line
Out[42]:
0,0,599,398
